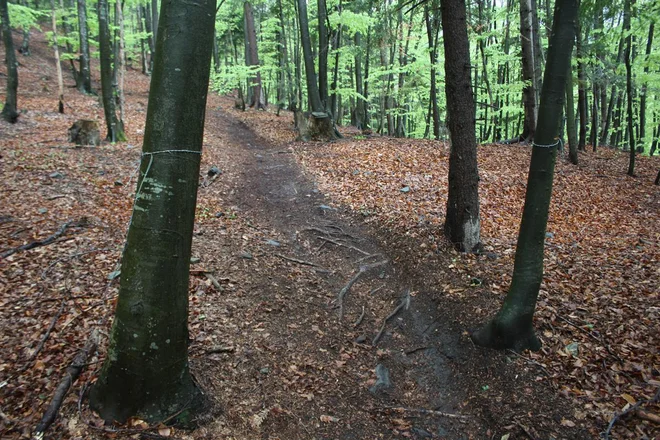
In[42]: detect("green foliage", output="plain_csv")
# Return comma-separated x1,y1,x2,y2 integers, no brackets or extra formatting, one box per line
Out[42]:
7,3,46,31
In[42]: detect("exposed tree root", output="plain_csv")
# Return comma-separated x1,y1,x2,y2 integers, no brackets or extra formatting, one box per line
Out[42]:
376,405,467,420
603,388,660,439
372,290,410,346
337,260,388,320
2,218,87,258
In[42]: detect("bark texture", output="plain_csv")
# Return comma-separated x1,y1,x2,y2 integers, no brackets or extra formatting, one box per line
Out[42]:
441,0,481,253
89,0,216,424
76,0,92,93
1,0,19,123
98,0,125,141
472,0,577,352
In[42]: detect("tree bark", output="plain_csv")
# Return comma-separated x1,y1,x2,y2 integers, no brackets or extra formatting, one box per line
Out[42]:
50,0,65,113
441,0,481,253
151,0,158,43
576,21,587,150
89,0,216,424
143,4,155,72
566,59,578,165
638,22,653,152
425,2,440,140
354,32,366,129
317,0,329,108
520,0,540,141
472,0,577,352
244,1,265,109
1,0,19,123
76,0,93,92
115,0,126,124
98,0,126,141
624,0,635,176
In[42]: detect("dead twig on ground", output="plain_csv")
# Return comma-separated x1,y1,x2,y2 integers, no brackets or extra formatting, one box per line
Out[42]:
373,290,410,346
2,219,86,258
33,329,99,440
376,405,467,420
603,388,660,439
353,306,366,327
28,298,67,363
337,260,388,320
275,253,325,269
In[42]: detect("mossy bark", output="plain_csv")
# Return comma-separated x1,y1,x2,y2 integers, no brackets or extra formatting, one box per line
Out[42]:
89,0,216,424
1,0,19,123
441,0,481,253
472,0,578,352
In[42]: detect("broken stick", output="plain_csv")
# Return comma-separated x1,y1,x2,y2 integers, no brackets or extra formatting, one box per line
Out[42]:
372,290,410,346
276,253,324,269
377,405,467,420
2,219,86,258
33,329,100,440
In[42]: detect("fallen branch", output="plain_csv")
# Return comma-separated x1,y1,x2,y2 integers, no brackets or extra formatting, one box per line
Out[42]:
376,405,467,420
33,329,99,440
205,273,222,291
28,298,67,362
275,253,324,269
603,388,660,439
373,290,410,346
337,260,388,320
353,306,366,327
2,219,85,258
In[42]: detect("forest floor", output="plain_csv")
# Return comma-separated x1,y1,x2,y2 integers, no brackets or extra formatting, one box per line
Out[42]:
1,30,659,440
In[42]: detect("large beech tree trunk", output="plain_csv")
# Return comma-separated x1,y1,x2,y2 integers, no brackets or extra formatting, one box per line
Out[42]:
1,0,19,123
89,0,216,424
472,0,577,352
98,0,126,141
76,0,92,93
441,0,481,253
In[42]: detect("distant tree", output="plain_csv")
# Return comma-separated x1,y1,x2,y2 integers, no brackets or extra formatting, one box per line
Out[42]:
89,0,217,423
440,0,481,253
97,0,126,141
519,0,543,142
76,0,92,93
244,1,265,108
1,0,19,123
49,0,65,113
624,0,635,176
472,0,578,352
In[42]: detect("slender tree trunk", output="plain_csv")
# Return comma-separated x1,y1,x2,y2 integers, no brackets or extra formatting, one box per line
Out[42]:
98,0,126,141
50,0,65,113
137,6,148,74
624,0,635,175
317,0,329,108
576,22,587,150
244,1,264,109
277,0,294,110
329,6,342,121
297,0,322,112
76,0,93,92
425,2,440,139
639,22,654,152
566,59,578,165
520,0,540,141
143,4,155,72
441,0,481,253
89,0,216,424
18,0,30,55
116,0,126,125
354,32,366,129
0,0,18,122
472,0,577,352
151,0,158,42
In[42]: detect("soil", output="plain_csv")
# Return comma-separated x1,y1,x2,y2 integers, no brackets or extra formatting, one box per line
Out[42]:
0,29,604,439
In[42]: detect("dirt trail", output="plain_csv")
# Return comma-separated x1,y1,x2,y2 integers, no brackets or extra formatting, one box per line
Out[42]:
185,102,586,439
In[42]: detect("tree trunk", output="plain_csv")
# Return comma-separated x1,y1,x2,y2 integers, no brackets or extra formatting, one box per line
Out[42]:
425,2,440,140
50,0,65,113
317,0,329,108
143,4,155,72
472,0,577,352
151,0,158,42
115,0,126,124
624,0,635,176
19,0,30,55
354,32,366,129
244,1,265,109
576,22,587,150
566,59,578,165
89,0,216,424
441,0,481,253
0,0,18,122
137,6,148,75
277,0,295,110
76,0,93,92
98,0,126,141
638,22,654,152
520,0,540,141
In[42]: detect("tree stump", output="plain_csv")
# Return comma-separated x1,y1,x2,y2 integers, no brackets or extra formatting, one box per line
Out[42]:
295,111,336,141
68,120,100,146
